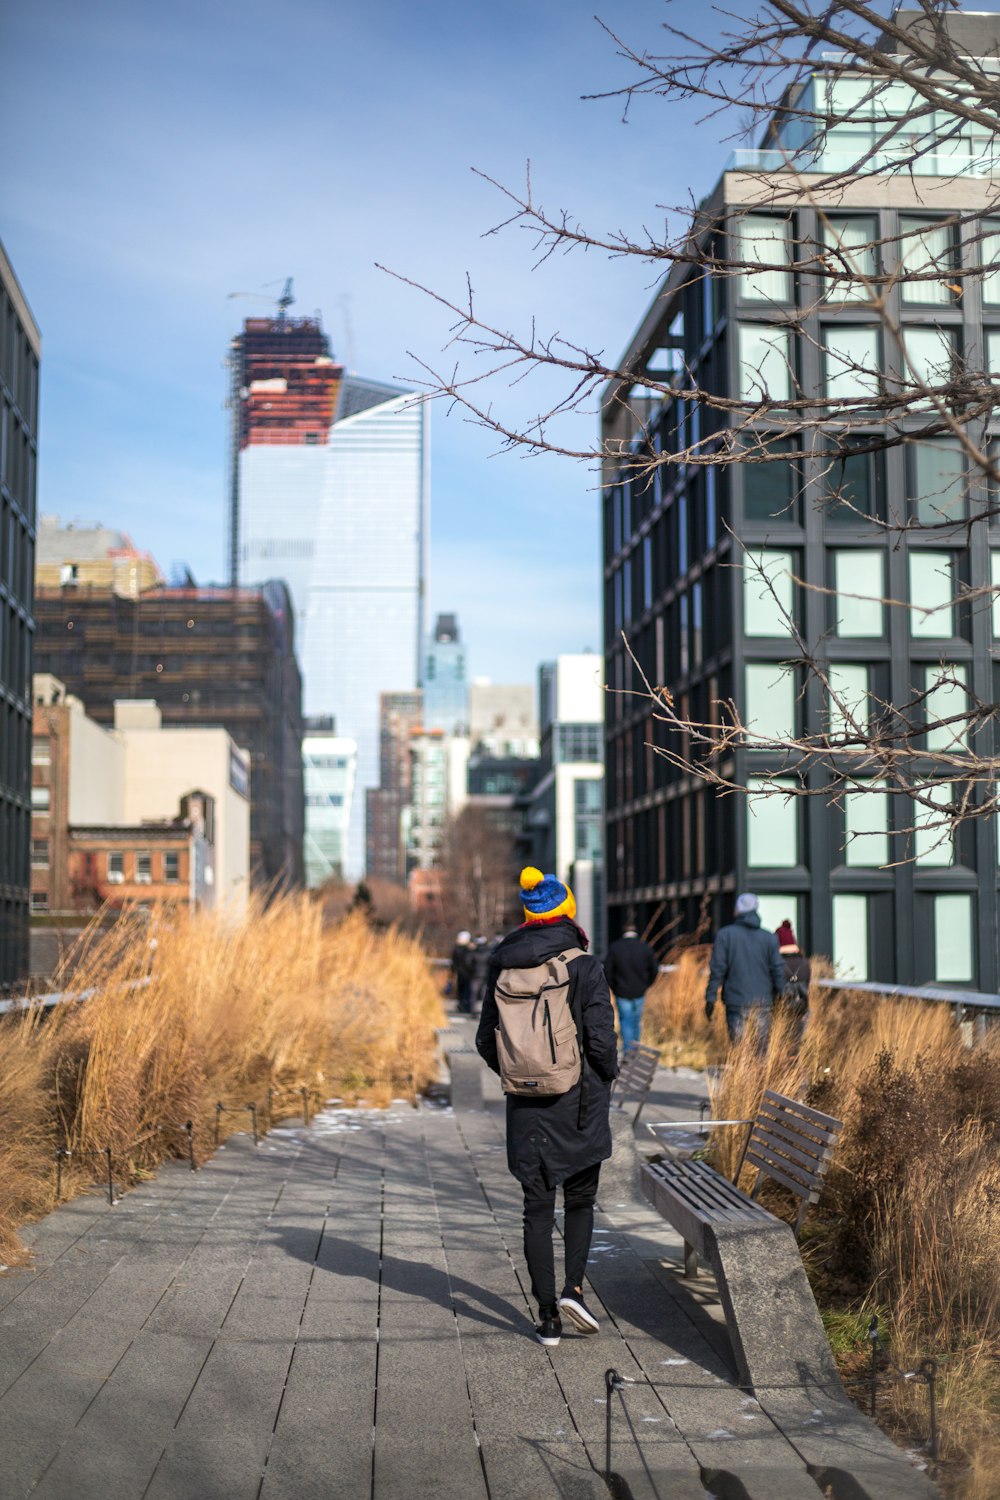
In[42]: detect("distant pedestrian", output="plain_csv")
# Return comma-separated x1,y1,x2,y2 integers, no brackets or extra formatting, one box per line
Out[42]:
470,935,493,1015
603,923,659,1055
451,930,475,1014
705,893,786,1050
775,919,811,1033
476,867,618,1348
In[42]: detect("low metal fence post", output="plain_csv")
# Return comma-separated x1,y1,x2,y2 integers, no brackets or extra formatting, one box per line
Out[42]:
869,1315,880,1417
55,1146,68,1201
104,1146,114,1205
184,1120,195,1170
214,1102,223,1146
246,1103,258,1146
919,1359,939,1461
301,1086,309,1126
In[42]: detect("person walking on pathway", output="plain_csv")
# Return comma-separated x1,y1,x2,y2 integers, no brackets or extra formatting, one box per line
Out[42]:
705,892,786,1049
603,922,659,1055
450,930,475,1014
470,934,494,1016
775,918,811,1036
476,867,619,1348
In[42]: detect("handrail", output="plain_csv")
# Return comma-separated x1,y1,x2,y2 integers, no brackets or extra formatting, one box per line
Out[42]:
818,977,1000,1014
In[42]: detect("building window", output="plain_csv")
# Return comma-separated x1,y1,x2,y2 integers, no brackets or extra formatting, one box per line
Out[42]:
736,215,792,303
914,783,953,866
833,550,884,636
107,851,125,884
909,552,955,639
820,216,877,301
821,441,880,523
744,664,796,742
164,851,180,882
822,325,880,403
32,737,51,765
934,893,973,982
746,776,798,868
31,785,51,812
30,891,49,913
899,217,956,305
843,782,890,867
832,893,869,979
742,438,799,522
738,325,791,403
905,439,966,525
31,838,49,867
902,325,957,391
135,851,152,884
743,549,794,636
755,893,801,942
925,664,968,752
827,662,869,736
979,222,1000,304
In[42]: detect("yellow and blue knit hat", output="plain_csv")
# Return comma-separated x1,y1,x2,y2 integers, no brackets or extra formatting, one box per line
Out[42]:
520,866,576,924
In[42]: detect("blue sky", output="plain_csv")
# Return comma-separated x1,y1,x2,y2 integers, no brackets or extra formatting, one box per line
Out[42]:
3,0,732,684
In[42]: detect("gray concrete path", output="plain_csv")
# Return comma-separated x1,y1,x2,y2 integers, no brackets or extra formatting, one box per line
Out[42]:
0,1074,936,1499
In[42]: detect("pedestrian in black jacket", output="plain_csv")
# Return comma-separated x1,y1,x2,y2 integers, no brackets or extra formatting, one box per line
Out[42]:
476,866,618,1347
604,925,659,1054
705,892,786,1050
775,919,811,1038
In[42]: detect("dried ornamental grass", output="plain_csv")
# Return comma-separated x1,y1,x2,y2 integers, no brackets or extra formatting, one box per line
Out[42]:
0,897,444,1264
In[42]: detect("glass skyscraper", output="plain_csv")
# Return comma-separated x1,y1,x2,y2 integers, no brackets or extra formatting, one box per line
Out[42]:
232,322,427,881
423,613,467,733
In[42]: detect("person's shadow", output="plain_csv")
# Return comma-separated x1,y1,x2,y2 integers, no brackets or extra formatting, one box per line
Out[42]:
274,1223,534,1339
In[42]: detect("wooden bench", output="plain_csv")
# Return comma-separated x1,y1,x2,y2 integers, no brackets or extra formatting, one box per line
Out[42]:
641,1089,843,1391
610,1042,660,1127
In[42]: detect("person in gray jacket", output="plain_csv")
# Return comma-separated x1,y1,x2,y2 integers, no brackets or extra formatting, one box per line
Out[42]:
705,893,786,1049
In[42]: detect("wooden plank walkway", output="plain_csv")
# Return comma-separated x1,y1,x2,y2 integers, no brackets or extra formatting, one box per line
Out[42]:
0,1093,937,1499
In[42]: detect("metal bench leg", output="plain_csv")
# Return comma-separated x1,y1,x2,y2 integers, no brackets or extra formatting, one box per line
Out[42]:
683,1240,698,1278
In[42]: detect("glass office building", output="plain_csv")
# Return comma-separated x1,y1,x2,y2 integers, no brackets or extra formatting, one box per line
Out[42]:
302,721,356,887
423,613,467,733
0,241,40,988
601,11,1000,986
232,316,427,880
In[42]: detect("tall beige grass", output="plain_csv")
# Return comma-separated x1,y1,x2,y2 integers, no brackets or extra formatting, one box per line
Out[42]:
0,897,444,1264
651,964,1000,1500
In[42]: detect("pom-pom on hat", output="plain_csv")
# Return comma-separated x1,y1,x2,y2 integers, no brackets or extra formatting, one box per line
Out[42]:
520,866,576,924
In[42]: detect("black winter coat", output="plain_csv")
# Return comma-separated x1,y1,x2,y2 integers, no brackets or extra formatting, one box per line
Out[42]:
705,912,786,1010
604,935,659,998
475,918,619,1190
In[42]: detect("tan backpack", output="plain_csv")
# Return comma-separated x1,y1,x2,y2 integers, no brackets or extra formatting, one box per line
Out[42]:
494,948,585,1096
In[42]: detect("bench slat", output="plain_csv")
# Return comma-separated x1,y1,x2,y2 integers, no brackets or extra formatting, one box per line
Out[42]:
759,1090,841,1142
648,1160,772,1221
755,1115,840,1157
746,1123,832,1182
747,1155,826,1204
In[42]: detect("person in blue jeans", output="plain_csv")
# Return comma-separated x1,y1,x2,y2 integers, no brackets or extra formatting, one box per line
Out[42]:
603,923,659,1053
705,893,787,1051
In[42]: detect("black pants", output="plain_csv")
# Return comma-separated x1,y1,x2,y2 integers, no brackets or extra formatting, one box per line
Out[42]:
522,1161,601,1313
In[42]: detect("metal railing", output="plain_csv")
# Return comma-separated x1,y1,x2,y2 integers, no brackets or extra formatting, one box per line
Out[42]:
818,977,1000,1021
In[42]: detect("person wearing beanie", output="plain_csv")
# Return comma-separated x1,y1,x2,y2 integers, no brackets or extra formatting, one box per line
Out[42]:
775,919,811,1030
450,930,475,1014
604,921,659,1055
475,867,619,1348
705,892,786,1049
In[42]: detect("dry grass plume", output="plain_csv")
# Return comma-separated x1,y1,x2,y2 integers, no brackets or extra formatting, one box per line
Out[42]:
0,897,443,1264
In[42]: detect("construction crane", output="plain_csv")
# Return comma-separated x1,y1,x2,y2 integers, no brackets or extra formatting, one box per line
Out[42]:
226,278,296,320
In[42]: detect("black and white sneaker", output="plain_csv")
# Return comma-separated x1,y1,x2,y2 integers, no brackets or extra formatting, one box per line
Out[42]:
535,1309,562,1347
558,1286,600,1334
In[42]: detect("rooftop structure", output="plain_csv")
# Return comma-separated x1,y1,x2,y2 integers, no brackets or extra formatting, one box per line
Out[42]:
36,517,164,597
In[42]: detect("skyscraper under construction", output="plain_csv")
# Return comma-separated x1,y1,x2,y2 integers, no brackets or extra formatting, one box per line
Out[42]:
229,301,427,881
